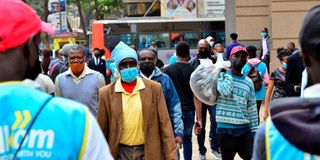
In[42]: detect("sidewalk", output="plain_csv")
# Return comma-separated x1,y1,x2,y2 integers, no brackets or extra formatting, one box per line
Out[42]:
179,106,264,160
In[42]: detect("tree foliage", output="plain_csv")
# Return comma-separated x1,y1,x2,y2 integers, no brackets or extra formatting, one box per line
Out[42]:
27,0,124,20
26,0,45,19
98,0,124,16
26,0,124,44
68,0,124,19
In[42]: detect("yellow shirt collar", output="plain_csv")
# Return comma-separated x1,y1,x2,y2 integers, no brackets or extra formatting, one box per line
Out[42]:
115,77,145,95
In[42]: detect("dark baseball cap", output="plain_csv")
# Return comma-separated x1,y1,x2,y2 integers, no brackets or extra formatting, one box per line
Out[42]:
299,5,320,59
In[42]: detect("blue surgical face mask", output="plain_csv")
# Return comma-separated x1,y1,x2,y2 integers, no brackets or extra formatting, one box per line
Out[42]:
209,41,214,47
282,63,287,70
120,67,139,83
60,56,67,64
261,32,268,37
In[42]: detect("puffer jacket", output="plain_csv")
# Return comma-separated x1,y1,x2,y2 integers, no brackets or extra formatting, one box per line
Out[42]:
149,67,184,137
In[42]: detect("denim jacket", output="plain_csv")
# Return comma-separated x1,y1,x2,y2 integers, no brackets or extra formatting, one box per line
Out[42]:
140,67,184,137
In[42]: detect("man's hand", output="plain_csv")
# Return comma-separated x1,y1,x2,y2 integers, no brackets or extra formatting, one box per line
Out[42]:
197,120,203,130
294,84,301,93
174,136,183,149
194,121,202,136
262,109,269,121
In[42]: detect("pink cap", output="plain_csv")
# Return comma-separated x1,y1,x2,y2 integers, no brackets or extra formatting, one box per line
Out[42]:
0,0,55,52
229,46,247,59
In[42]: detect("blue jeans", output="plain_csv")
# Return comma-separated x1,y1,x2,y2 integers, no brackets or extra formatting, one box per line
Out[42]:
197,104,220,155
182,111,195,160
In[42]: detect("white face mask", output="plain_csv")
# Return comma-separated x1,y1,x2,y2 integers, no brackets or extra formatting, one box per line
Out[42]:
38,55,43,62
209,41,214,47
216,52,224,62
60,56,67,64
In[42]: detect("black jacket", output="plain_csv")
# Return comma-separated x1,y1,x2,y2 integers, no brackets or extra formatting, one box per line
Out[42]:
285,51,305,97
189,55,216,69
87,58,108,83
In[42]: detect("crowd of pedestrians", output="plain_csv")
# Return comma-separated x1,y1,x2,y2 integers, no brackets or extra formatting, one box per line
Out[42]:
1,0,320,160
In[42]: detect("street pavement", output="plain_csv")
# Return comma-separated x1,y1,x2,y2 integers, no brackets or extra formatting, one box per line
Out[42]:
179,106,264,160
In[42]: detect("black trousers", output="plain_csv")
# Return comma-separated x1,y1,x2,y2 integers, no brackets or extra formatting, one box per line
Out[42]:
257,100,262,124
220,132,253,160
262,54,270,74
197,105,219,155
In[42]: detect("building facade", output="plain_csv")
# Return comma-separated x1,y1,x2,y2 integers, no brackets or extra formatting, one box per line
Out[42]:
227,0,320,71
121,0,320,68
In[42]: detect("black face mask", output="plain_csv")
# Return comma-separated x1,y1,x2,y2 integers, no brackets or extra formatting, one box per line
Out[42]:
140,62,155,76
231,57,247,71
199,49,211,59
94,54,100,58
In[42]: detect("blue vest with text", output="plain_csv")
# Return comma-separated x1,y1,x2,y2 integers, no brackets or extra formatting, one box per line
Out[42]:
266,119,320,160
0,82,89,159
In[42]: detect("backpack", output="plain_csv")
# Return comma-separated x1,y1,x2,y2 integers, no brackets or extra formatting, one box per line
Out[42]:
247,62,263,91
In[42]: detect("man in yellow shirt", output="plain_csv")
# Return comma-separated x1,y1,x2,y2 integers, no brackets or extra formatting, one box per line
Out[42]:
97,41,177,160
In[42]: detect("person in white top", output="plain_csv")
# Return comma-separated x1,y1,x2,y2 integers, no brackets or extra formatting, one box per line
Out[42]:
35,73,55,94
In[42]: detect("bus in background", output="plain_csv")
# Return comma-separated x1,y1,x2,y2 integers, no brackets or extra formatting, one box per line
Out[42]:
91,18,225,64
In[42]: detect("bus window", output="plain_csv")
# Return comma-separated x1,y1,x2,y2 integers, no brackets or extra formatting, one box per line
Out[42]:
184,32,199,48
201,31,226,46
171,32,199,48
120,34,137,46
105,34,137,51
138,33,170,49
157,33,170,49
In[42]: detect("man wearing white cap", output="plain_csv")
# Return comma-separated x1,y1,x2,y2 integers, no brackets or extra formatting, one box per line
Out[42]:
97,41,177,160
205,36,215,47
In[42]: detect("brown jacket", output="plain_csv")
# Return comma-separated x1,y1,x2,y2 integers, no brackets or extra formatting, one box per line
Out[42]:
97,79,177,160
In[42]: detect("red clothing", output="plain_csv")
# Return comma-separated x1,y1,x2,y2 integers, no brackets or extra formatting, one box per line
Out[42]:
121,80,137,94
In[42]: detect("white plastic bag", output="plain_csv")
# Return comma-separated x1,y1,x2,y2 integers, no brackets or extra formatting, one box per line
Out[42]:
190,59,231,105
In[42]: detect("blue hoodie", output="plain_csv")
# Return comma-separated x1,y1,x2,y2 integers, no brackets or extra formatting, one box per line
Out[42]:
140,67,184,137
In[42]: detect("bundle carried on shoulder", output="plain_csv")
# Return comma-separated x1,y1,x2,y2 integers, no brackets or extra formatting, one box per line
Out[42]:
190,59,231,105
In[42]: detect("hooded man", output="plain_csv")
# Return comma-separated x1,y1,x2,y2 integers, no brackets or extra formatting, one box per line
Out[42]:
97,41,177,160
138,48,184,153
0,0,112,159
253,5,320,160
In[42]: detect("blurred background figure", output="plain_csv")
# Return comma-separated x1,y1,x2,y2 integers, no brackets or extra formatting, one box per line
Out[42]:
226,33,244,60
263,48,291,120
287,42,298,54
206,36,215,48
41,49,52,75
260,27,271,72
242,45,269,123
87,48,108,84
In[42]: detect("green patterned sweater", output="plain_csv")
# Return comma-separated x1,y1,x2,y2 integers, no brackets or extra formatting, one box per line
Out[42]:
216,70,259,132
